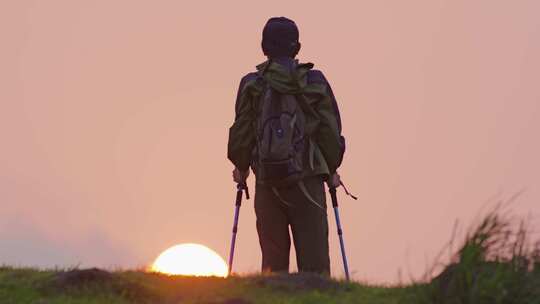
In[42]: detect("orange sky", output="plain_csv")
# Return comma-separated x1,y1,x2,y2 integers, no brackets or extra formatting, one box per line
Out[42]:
1,1,539,283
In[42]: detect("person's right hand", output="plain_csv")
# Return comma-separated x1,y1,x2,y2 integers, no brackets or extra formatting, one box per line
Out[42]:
327,172,341,188
232,167,250,184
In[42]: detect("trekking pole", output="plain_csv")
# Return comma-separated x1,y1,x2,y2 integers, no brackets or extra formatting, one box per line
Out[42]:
228,182,249,276
329,186,351,281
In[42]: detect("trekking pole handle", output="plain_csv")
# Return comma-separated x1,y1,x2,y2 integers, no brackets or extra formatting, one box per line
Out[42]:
329,187,338,208
235,184,243,207
236,183,249,202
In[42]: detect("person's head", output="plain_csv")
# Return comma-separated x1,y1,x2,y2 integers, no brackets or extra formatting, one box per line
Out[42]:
261,17,301,59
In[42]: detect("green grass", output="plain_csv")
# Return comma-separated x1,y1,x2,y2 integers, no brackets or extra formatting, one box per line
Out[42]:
1,204,539,303
0,267,409,304
409,203,540,304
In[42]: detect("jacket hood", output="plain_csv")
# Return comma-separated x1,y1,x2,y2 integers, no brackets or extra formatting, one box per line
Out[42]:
256,59,314,94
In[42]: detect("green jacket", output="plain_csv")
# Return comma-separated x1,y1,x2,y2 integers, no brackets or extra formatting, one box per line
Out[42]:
228,59,345,181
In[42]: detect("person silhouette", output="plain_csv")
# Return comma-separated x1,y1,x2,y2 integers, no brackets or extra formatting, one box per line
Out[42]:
227,17,346,274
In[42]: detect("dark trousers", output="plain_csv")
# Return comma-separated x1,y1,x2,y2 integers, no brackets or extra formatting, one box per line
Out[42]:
254,175,330,274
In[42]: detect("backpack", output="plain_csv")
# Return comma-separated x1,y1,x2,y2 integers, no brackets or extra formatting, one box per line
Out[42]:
253,82,308,187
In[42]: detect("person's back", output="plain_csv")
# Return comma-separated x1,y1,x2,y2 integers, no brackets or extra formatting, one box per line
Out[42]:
227,17,346,274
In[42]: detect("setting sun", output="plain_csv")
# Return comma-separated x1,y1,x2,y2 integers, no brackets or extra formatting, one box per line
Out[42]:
150,243,228,277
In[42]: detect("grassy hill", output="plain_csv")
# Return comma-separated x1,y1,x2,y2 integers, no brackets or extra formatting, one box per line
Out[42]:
2,205,539,304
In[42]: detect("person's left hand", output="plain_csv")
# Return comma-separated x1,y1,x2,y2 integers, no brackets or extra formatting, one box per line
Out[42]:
232,167,250,184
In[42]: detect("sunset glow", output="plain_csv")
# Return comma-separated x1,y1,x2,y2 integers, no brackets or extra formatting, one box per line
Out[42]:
151,243,228,277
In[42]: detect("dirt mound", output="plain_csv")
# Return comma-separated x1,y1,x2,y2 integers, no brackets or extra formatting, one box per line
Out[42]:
205,299,252,304
41,268,157,302
50,268,114,288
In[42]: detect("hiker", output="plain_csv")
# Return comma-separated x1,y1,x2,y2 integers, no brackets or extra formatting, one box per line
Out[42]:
227,17,346,275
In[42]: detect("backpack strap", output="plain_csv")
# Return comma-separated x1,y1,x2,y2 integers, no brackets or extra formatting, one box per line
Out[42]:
298,180,325,211
271,187,293,207
271,182,325,212
340,181,358,200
